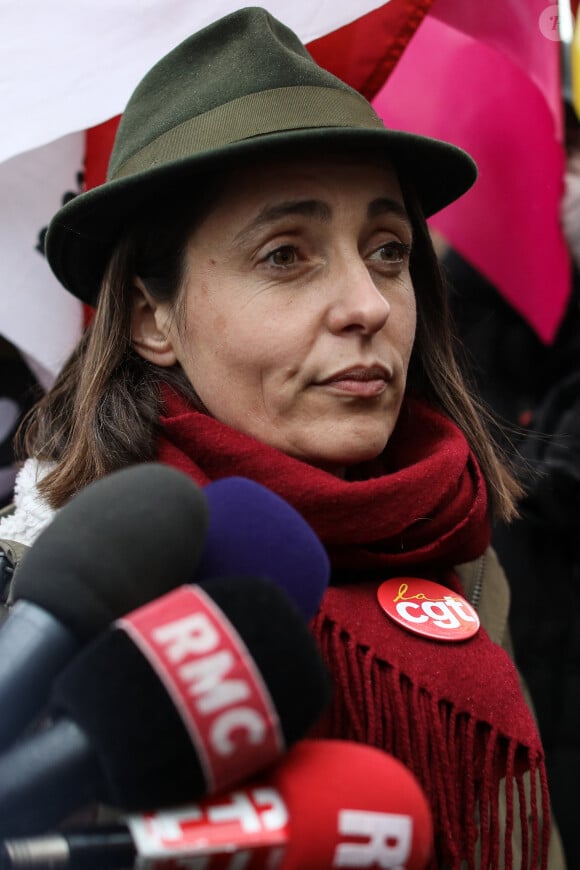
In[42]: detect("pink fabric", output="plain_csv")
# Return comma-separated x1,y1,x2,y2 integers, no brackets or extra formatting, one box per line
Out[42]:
373,1,571,344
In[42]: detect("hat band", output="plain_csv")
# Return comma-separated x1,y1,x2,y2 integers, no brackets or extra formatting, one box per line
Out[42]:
109,86,385,181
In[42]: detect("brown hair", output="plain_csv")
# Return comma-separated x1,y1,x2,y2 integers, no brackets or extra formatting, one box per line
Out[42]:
18,164,522,520
16,193,208,507
402,184,522,519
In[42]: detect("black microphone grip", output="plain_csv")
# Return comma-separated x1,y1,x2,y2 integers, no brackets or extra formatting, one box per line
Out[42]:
0,602,78,740
0,719,106,837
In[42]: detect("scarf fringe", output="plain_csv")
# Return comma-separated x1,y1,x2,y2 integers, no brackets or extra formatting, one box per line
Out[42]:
311,614,550,869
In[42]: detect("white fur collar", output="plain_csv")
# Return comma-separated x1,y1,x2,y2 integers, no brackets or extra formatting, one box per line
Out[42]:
0,458,56,547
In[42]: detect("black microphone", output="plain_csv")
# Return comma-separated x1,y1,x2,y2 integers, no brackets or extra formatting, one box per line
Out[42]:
0,578,331,836
0,463,209,750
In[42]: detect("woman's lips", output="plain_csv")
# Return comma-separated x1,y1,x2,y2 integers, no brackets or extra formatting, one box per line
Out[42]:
315,366,391,397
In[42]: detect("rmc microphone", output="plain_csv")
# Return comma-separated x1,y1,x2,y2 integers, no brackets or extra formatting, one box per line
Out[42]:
0,578,332,837
0,739,434,869
0,469,330,749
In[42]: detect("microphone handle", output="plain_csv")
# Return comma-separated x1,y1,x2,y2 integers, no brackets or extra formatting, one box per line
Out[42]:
0,719,107,838
0,601,78,750
0,827,134,870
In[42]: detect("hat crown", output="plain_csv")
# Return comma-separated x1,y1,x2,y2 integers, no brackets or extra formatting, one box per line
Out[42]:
109,6,355,180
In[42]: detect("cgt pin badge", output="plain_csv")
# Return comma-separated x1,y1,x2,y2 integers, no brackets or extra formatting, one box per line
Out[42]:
377,578,480,642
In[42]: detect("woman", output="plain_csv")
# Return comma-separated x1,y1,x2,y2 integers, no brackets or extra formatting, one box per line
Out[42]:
0,8,565,868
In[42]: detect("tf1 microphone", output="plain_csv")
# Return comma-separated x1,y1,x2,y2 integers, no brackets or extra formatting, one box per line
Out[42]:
0,463,208,749
0,739,434,869
0,578,331,837
201,477,330,621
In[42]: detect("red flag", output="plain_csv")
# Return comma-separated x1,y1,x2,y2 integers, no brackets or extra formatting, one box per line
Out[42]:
308,0,434,100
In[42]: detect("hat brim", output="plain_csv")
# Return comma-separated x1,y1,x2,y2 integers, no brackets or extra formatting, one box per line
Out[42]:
45,126,477,305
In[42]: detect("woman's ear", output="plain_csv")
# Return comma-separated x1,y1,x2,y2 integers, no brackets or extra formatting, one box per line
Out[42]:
130,278,178,367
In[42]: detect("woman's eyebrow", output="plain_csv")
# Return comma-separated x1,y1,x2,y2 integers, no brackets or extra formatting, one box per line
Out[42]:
233,200,332,245
367,197,411,225
233,196,412,246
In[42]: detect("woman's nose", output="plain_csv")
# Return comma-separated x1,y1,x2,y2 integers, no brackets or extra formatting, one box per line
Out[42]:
326,256,391,336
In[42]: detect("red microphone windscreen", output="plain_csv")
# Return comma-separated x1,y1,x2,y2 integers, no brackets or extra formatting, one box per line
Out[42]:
271,739,433,869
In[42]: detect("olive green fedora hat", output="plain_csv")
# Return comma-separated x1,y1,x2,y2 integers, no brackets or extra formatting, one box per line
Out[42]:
45,6,477,305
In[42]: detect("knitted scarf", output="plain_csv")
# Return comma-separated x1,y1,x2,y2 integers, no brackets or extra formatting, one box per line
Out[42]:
157,386,549,869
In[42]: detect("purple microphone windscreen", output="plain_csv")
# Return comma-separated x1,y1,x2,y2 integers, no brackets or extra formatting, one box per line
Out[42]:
198,478,329,619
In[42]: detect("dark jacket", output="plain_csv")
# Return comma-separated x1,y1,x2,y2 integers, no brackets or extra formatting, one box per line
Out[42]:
493,370,580,870
445,248,580,869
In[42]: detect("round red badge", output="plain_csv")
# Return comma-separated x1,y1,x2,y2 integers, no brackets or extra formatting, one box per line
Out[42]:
377,578,480,642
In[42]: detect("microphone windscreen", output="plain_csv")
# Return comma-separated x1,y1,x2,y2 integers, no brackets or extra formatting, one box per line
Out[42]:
13,463,208,639
200,478,329,619
50,577,331,811
270,739,433,869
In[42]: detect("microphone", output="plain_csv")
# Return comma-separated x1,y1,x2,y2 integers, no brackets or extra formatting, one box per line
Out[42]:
0,578,331,837
0,739,434,869
0,469,329,751
200,477,330,620
0,463,208,749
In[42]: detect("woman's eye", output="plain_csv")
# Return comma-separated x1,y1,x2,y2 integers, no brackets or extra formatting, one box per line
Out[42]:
265,246,298,267
369,241,411,264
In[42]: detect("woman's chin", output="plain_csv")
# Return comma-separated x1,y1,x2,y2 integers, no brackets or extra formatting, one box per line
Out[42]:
301,440,389,478
258,416,395,476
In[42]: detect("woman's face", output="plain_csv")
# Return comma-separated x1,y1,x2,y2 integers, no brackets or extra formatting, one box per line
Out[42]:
161,155,416,474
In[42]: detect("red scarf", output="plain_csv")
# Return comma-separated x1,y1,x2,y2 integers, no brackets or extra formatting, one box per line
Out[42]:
158,386,549,869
